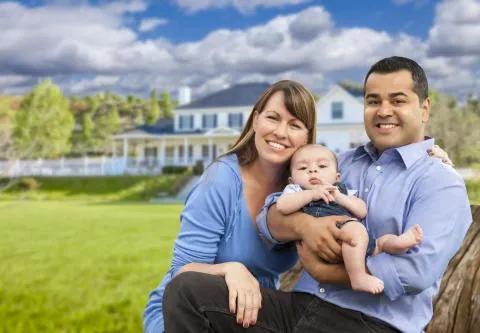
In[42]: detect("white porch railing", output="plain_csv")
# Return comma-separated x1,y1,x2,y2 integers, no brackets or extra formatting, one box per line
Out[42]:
0,156,213,177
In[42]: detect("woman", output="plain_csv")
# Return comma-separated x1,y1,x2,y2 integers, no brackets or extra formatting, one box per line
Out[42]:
143,80,322,332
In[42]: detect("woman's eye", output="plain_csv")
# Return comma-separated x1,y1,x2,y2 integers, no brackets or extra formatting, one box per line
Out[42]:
266,115,277,120
291,123,302,129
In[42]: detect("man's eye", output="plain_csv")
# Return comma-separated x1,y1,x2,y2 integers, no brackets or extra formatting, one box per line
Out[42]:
367,100,378,105
392,100,406,105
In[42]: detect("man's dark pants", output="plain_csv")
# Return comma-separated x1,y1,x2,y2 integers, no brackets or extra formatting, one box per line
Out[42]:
163,271,400,333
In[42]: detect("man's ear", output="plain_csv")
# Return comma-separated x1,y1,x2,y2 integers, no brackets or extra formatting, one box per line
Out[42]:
421,97,431,123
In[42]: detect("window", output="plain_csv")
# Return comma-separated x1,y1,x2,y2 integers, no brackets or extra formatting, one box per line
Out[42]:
144,147,158,157
165,147,174,157
331,102,344,119
202,145,209,158
228,113,243,128
202,114,217,129
179,115,194,130
188,145,193,158
178,146,184,159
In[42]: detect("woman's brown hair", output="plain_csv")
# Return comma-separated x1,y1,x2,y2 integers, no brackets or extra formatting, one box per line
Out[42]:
222,80,317,166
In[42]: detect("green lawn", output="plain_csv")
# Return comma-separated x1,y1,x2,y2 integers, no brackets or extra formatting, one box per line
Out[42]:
0,201,182,333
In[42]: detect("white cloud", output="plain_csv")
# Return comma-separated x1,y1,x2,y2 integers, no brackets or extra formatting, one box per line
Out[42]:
138,18,168,32
173,0,312,14
0,1,477,99
427,0,480,57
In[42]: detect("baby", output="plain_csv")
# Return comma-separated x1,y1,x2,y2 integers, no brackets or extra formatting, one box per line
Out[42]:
277,144,423,294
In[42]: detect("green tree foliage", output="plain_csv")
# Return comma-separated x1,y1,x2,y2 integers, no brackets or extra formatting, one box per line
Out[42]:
145,89,161,124
159,90,175,119
427,90,480,166
13,79,74,158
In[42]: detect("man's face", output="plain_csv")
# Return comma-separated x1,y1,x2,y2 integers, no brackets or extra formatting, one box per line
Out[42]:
364,70,430,154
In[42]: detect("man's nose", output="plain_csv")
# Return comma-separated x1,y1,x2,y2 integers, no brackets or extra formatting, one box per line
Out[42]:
377,102,393,117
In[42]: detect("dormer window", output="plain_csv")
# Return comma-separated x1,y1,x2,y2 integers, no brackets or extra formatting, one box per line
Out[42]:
228,113,243,129
331,102,344,119
179,115,194,130
202,114,217,129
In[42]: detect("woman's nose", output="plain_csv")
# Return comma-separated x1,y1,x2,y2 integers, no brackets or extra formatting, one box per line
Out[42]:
273,122,287,138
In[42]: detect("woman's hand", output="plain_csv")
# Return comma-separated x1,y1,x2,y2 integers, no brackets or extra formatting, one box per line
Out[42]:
428,145,453,166
224,262,262,328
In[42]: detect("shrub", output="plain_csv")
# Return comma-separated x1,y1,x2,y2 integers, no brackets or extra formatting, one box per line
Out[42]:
162,165,189,174
18,177,40,191
192,160,204,175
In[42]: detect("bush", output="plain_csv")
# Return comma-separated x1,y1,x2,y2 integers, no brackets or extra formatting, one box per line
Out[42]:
162,165,189,174
192,160,204,175
18,177,40,191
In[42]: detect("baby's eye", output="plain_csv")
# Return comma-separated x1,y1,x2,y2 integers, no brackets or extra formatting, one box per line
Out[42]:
299,167,307,170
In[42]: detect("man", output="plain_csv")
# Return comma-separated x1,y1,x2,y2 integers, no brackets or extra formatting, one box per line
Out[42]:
163,57,471,332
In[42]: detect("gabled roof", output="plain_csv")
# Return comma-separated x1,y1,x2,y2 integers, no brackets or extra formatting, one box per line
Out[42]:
176,82,270,110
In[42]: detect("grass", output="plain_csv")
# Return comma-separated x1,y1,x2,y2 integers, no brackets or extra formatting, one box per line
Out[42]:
0,174,191,201
0,201,182,333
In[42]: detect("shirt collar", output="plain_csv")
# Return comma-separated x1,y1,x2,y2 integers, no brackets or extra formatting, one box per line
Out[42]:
352,137,435,169
395,138,435,169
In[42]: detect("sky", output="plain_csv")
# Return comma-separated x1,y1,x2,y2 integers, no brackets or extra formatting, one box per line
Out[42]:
0,0,479,100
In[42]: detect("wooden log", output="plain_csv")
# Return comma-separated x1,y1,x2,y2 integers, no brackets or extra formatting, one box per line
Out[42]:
426,205,480,333
279,205,480,333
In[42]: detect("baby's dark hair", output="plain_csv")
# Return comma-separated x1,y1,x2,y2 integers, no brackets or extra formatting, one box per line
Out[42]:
290,144,339,173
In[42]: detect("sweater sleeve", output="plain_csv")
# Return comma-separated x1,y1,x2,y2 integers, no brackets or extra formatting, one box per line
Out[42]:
144,159,239,333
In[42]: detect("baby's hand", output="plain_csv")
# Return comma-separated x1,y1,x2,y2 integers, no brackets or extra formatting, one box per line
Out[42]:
311,185,336,203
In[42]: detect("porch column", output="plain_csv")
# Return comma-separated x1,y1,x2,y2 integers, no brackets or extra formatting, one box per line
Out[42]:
183,137,188,165
159,139,165,166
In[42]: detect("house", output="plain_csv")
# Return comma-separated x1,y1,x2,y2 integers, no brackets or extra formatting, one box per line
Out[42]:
111,82,368,172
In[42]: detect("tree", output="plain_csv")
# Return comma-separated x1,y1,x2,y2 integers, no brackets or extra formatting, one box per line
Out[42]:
426,91,480,166
159,90,175,119
13,79,74,158
145,89,161,124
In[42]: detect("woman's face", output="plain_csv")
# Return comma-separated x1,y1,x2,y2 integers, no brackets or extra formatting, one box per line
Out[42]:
253,91,309,167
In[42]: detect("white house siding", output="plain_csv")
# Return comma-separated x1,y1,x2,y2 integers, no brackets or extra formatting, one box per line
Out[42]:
175,106,250,132
316,125,368,153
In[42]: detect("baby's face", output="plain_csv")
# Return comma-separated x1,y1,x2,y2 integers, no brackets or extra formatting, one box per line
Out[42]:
290,146,339,190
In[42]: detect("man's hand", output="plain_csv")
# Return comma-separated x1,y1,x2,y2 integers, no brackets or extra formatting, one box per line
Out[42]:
299,215,355,263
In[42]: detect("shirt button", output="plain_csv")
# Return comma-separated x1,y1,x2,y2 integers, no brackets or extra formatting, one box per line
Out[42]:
364,188,369,193
376,165,382,171
319,288,326,293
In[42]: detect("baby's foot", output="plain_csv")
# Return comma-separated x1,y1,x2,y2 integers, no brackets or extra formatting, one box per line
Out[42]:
351,274,384,295
388,224,423,253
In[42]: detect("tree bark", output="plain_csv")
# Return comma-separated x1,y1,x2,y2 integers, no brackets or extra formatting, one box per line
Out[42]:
279,205,480,333
426,205,480,333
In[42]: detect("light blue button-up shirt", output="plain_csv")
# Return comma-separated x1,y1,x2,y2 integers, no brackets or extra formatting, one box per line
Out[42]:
257,139,472,332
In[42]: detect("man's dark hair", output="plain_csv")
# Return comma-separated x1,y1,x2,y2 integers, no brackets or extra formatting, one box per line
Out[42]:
363,56,429,102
